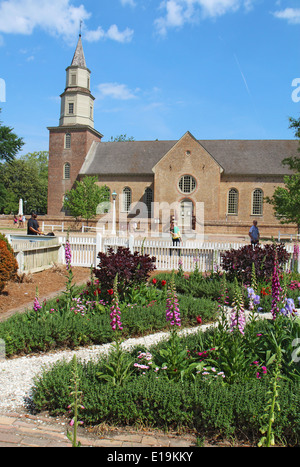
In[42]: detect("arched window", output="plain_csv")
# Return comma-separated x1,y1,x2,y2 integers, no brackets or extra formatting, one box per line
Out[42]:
64,162,71,179
144,187,153,216
65,133,71,149
252,189,263,215
227,188,238,215
178,175,196,194
123,187,132,212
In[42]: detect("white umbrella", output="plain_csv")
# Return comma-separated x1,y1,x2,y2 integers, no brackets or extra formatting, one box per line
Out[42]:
18,198,23,216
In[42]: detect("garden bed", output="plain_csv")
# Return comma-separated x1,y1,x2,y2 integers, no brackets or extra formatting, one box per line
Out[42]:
0,266,91,319
0,243,299,447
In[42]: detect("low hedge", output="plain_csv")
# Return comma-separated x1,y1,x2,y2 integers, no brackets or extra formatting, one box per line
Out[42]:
0,294,217,357
31,357,300,446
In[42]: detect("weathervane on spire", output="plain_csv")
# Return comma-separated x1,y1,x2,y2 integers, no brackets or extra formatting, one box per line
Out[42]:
79,20,83,37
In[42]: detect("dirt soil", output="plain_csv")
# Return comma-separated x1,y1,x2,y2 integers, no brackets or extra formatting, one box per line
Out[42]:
0,266,91,321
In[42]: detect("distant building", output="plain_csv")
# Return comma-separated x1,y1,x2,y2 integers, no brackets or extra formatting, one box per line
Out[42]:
47,36,298,236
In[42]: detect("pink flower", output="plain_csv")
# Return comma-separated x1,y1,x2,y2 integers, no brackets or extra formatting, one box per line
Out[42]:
166,278,181,326
64,240,72,270
33,297,42,312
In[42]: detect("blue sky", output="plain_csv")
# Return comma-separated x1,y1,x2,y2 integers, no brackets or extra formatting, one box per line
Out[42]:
0,0,299,155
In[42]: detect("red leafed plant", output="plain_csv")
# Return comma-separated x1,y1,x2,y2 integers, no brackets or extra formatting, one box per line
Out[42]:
0,240,18,293
93,247,156,299
221,243,289,284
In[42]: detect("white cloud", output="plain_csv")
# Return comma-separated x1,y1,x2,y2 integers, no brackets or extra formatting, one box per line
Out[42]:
155,0,254,35
0,0,90,41
84,24,134,43
273,8,300,24
0,0,134,44
106,25,134,43
97,83,139,100
84,26,105,43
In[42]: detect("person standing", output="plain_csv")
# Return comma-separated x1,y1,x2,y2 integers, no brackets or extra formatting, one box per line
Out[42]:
170,220,181,246
249,220,260,246
27,211,43,235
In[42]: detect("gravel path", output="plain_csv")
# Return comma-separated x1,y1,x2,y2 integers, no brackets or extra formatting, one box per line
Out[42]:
0,323,218,413
0,309,278,413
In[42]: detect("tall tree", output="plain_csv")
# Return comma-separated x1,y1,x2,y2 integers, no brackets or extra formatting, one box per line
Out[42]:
0,151,49,214
0,109,24,163
64,176,110,224
266,117,300,234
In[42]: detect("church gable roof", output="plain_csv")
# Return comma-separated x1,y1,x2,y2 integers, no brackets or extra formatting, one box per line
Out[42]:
79,140,176,176
79,138,298,177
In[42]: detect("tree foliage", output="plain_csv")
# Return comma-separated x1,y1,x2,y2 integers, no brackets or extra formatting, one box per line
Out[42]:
109,134,135,142
64,176,110,223
0,109,24,163
0,151,48,214
266,117,300,233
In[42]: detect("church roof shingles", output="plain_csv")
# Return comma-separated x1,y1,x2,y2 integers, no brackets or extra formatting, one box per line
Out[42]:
79,139,299,177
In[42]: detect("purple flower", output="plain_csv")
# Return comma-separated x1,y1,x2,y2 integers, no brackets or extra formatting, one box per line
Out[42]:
280,298,298,316
271,258,283,320
253,295,260,305
64,240,72,270
166,277,181,327
110,275,122,331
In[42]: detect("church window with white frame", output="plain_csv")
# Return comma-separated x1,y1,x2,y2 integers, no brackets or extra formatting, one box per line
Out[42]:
122,187,132,212
252,188,263,215
178,175,196,194
64,162,71,179
227,188,238,215
65,133,71,149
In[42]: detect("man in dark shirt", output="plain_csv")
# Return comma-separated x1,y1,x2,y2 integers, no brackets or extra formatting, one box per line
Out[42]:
27,211,43,235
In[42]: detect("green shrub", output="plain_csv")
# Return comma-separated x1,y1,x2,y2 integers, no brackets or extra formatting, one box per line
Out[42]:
31,358,300,445
0,291,217,357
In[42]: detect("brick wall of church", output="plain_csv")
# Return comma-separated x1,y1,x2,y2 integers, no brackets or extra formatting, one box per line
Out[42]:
47,127,101,216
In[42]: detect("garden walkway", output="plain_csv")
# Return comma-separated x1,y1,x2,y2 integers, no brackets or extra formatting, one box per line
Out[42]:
0,411,197,447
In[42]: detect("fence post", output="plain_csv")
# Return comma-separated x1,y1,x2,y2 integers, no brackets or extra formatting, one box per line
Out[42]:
58,238,65,264
128,235,134,253
16,250,24,273
95,232,102,266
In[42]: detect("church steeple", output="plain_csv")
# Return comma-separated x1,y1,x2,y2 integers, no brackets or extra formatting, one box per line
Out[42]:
71,34,86,68
59,35,95,128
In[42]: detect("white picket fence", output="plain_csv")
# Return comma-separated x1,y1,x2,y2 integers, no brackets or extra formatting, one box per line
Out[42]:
58,234,298,272
7,232,298,274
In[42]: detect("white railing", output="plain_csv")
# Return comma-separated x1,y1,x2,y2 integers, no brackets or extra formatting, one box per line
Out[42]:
41,222,65,232
9,237,61,273
58,234,247,272
7,232,299,274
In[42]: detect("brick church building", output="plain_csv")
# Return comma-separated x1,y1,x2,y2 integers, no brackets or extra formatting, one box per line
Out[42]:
47,35,298,237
